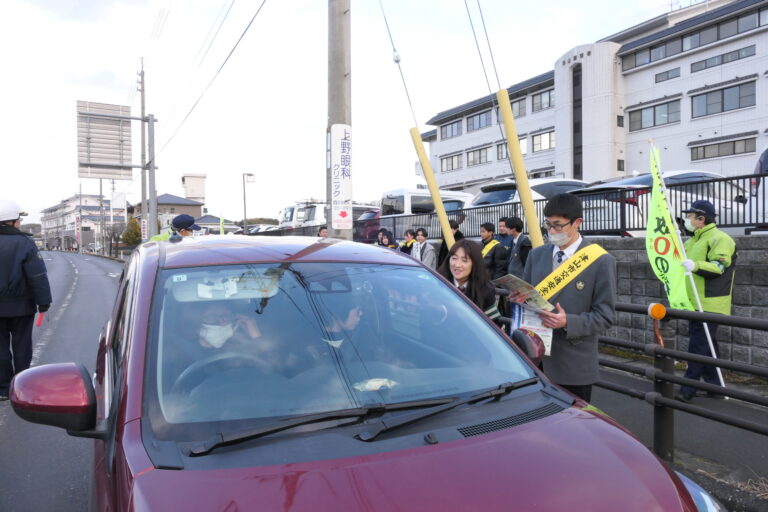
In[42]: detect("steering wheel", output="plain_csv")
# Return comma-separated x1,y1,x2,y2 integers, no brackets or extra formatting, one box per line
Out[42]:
171,351,268,395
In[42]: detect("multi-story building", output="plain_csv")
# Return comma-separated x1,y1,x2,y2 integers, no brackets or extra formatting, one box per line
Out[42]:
131,193,204,229
41,194,126,250
422,0,768,192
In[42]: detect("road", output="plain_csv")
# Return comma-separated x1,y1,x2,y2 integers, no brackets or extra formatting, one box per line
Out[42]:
0,251,766,510
0,251,124,512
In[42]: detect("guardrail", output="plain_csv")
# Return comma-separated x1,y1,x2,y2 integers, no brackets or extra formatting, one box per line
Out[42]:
252,172,768,241
597,303,768,463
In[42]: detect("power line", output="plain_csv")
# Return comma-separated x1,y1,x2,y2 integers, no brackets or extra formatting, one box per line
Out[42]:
377,0,419,127
476,0,502,91
193,0,236,72
158,0,268,156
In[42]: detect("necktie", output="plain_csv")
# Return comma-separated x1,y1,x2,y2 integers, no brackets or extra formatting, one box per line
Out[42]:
556,250,565,265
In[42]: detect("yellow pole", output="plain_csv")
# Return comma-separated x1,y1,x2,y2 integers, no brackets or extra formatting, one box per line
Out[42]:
496,89,544,247
409,127,455,249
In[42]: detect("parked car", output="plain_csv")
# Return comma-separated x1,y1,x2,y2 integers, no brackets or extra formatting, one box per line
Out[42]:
353,208,380,243
376,188,474,242
10,236,721,511
747,147,768,232
573,170,748,236
469,177,589,206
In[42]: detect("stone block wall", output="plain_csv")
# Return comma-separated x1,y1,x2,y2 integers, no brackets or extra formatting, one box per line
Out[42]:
595,236,768,369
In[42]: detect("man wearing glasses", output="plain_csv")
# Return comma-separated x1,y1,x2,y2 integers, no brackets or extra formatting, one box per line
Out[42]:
512,193,616,402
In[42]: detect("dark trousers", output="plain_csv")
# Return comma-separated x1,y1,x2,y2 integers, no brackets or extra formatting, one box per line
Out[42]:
680,320,721,396
560,384,592,402
0,315,35,394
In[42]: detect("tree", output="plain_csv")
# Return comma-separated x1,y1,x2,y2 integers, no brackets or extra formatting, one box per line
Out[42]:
122,218,142,246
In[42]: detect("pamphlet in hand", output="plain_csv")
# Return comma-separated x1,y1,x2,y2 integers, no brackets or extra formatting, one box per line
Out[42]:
493,273,554,312
509,304,553,356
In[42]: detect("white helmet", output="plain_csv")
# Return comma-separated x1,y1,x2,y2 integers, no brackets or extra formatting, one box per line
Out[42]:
0,200,28,222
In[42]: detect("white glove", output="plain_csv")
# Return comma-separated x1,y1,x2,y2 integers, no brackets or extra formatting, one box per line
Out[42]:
681,259,696,272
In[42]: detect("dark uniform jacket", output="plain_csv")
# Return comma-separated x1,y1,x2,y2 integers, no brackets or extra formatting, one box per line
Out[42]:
0,225,52,317
507,234,532,278
481,238,509,280
437,230,464,268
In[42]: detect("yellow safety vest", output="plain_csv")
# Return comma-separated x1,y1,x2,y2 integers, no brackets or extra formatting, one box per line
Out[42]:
481,239,500,258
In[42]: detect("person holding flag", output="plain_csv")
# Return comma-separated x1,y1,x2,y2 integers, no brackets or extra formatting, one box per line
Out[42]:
675,200,736,402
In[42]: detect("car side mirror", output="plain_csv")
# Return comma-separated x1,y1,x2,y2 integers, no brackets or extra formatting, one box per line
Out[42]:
511,329,545,367
10,363,99,435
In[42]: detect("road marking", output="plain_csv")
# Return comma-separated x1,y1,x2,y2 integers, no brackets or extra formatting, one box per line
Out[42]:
107,272,120,278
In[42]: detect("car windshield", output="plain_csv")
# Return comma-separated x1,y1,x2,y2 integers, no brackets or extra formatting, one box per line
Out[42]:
472,187,516,205
145,263,533,439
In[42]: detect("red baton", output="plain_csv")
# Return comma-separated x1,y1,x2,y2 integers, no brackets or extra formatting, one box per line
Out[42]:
36,313,45,327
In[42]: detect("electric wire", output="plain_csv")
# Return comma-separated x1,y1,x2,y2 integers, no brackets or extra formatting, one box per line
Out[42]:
476,0,502,91
193,0,236,72
157,0,268,157
377,0,419,127
463,0,514,175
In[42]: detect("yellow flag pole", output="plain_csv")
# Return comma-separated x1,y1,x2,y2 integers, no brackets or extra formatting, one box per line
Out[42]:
496,89,544,248
409,127,455,250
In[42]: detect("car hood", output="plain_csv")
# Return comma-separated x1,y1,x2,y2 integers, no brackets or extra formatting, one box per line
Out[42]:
131,408,694,512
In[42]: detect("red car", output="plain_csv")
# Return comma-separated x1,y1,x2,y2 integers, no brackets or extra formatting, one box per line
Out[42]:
11,237,722,511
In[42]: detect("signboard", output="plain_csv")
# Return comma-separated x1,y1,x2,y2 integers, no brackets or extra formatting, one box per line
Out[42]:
141,219,148,241
329,124,352,230
77,101,133,180
76,216,81,245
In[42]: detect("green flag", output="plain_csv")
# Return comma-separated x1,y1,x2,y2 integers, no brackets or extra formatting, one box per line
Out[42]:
645,146,694,310
220,215,225,235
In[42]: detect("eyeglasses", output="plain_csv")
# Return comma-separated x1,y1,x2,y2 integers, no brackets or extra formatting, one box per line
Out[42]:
543,220,573,232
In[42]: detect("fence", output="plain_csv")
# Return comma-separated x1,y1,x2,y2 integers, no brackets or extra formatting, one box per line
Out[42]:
252,172,768,242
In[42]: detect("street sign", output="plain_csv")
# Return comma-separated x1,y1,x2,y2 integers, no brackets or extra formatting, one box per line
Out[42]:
141,219,148,241
77,101,133,180
329,124,352,230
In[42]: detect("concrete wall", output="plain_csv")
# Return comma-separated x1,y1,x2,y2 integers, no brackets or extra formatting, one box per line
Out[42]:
598,235,768,369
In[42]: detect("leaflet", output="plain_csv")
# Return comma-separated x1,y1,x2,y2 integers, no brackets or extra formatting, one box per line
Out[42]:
493,273,554,312
509,303,553,356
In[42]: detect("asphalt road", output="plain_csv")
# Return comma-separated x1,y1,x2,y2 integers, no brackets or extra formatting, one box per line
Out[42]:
0,251,124,512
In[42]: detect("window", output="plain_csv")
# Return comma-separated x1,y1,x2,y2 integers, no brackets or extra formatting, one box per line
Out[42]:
532,90,555,112
532,131,555,152
762,8,768,26
496,139,527,159
655,67,680,82
617,115,624,127
719,18,737,38
466,147,490,166
650,44,666,61
738,12,758,33
628,100,680,131
440,120,462,140
381,195,405,215
441,154,462,172
691,82,756,118
635,48,650,66
467,110,492,132
683,32,700,51
617,159,625,172
699,25,717,46
691,45,755,72
691,137,756,160
666,38,682,56
512,98,526,118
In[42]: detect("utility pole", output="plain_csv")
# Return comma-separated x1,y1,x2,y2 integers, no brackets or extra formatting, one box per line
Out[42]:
243,172,254,235
138,60,148,240
147,114,158,237
78,182,83,254
326,0,352,241
99,178,106,255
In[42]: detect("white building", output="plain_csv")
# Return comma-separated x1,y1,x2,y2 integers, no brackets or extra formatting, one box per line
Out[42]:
41,194,126,250
423,0,768,191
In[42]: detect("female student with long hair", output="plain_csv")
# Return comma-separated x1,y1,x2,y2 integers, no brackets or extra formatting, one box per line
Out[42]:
437,239,500,321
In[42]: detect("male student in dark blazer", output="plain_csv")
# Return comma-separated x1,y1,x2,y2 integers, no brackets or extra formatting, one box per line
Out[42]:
514,193,616,402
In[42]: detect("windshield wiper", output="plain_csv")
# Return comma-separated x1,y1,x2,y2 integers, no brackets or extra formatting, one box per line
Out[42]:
357,377,541,442
188,397,456,457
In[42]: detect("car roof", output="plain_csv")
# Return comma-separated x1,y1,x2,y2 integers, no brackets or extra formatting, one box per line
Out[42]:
142,236,420,269
581,170,724,190
479,177,587,192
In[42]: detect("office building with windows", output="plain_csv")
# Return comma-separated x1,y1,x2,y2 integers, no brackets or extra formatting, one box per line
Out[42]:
422,0,768,191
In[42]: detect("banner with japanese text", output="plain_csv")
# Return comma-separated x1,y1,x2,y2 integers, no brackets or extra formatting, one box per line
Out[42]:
329,124,352,230
645,146,694,310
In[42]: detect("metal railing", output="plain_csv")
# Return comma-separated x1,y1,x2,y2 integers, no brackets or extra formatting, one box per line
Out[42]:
253,172,768,242
595,303,768,463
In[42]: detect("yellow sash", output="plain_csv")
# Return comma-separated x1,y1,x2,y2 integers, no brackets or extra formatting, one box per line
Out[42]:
481,239,500,258
535,244,608,300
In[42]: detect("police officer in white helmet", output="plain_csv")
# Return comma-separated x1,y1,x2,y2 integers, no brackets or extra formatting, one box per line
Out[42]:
0,200,52,400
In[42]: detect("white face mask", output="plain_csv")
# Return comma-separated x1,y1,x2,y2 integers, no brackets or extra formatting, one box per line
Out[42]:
199,323,234,348
548,231,571,246
684,218,696,232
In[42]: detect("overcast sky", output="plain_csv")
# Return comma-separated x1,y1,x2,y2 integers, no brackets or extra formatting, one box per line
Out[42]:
3,0,683,223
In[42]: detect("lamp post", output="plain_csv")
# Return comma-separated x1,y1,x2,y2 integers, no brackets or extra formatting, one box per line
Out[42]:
242,172,255,235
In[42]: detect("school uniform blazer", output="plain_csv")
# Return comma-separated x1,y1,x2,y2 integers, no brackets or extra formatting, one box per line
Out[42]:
522,240,616,386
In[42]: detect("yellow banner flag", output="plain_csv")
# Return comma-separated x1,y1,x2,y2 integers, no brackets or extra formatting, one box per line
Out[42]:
645,146,694,310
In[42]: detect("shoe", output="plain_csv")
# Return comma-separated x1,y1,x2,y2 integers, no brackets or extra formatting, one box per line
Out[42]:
674,393,694,403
